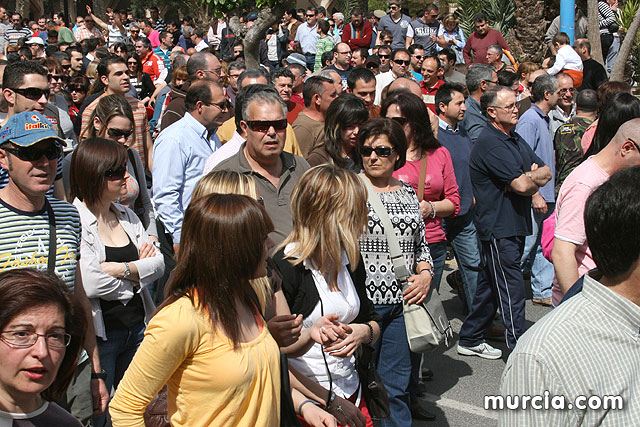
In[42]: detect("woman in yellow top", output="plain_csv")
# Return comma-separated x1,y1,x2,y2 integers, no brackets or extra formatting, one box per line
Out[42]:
109,194,281,427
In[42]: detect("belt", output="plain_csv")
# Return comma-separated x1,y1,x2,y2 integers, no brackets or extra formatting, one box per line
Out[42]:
304,52,315,56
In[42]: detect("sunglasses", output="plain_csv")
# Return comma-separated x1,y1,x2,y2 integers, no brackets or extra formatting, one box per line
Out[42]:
105,164,127,180
61,64,71,70
69,85,87,92
367,63,379,69
48,74,63,82
378,54,390,59
10,87,50,100
412,55,424,60
246,119,288,132
107,128,133,140
205,100,228,110
2,144,61,161
361,145,396,157
391,116,408,125
393,59,410,66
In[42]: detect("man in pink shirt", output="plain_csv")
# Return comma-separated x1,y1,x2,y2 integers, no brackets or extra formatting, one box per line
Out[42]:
552,118,640,305
463,13,510,66
141,19,161,48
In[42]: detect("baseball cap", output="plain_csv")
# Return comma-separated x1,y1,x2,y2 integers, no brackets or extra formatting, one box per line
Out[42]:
366,55,381,67
25,36,45,46
373,10,386,19
284,53,307,68
247,12,258,22
0,112,66,147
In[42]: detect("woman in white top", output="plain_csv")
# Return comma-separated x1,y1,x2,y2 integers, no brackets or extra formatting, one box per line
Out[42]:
69,138,164,427
274,165,381,427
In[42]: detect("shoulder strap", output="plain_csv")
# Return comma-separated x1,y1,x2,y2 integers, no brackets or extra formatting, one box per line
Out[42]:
359,174,411,282
44,199,56,273
417,154,428,202
127,148,144,215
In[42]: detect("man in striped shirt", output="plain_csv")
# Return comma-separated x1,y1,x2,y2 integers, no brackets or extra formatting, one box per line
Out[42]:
4,13,31,55
500,128,640,424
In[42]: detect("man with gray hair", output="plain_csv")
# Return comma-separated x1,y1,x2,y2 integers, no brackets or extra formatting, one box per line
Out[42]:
160,51,222,131
226,61,247,107
486,44,514,72
515,73,560,306
214,88,310,245
292,75,338,156
458,85,551,358
461,63,497,142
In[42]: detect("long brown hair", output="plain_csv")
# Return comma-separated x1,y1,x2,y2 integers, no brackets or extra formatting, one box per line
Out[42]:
160,194,274,348
0,269,87,401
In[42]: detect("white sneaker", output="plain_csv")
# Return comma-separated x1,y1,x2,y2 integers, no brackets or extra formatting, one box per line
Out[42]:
457,342,502,359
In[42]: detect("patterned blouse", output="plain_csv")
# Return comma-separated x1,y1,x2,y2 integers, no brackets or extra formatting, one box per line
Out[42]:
359,182,433,305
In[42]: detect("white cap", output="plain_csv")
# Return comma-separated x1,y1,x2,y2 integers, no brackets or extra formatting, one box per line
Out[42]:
25,36,44,46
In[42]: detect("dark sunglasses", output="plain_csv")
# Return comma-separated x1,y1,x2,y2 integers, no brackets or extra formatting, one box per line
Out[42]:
412,55,424,60
48,74,63,82
69,85,87,92
107,128,133,140
246,119,288,132
3,144,61,161
10,87,50,100
367,64,379,69
361,146,396,157
393,59,410,66
105,164,127,180
378,54,390,59
61,64,71,70
391,116,408,126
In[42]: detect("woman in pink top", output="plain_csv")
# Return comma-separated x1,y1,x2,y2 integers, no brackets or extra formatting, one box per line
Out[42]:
382,91,460,291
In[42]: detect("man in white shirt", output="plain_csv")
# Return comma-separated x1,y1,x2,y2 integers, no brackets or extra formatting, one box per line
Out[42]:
374,48,411,105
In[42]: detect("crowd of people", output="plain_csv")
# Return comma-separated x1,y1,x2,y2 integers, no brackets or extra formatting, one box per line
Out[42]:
0,0,638,426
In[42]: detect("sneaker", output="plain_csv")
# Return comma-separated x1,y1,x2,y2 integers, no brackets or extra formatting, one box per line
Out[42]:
457,342,502,359
532,297,552,307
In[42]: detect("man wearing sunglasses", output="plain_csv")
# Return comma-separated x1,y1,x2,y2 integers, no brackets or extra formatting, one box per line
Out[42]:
374,48,410,105
1,61,66,200
376,0,413,49
153,80,226,261
295,7,320,71
215,88,310,245
0,111,109,424
408,44,425,82
4,13,32,56
408,4,440,55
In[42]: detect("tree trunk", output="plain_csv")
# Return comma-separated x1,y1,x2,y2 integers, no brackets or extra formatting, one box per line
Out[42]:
587,0,604,64
610,6,640,81
15,0,28,18
512,0,547,63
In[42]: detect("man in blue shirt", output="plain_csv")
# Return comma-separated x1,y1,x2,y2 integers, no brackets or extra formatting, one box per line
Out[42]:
435,83,480,312
295,7,320,71
153,80,226,301
458,86,551,358
515,74,560,306
461,64,496,143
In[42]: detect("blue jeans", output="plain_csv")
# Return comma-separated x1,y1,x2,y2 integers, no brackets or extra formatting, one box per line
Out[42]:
444,212,481,309
521,203,555,299
606,36,620,74
93,321,146,427
373,303,419,427
428,240,447,292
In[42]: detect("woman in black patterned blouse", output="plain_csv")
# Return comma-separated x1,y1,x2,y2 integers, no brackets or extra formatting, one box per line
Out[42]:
357,117,434,426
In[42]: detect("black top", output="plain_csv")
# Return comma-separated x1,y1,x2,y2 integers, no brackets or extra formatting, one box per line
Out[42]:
272,248,381,325
581,58,608,91
470,123,545,241
101,235,144,330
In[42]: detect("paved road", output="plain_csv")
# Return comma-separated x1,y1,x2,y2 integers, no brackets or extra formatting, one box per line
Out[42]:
399,260,553,427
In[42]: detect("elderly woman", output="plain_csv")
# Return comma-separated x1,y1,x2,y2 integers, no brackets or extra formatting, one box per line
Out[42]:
357,117,434,427
0,269,86,425
69,138,164,427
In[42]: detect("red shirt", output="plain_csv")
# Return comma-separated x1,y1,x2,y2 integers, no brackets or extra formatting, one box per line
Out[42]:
421,79,445,114
290,93,304,107
141,51,165,83
287,101,304,124
341,22,373,50
462,28,511,65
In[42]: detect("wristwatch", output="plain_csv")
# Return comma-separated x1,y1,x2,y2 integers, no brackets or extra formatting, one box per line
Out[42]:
123,262,131,279
91,369,107,380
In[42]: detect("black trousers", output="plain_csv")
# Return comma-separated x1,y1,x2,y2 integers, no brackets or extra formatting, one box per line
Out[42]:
154,218,176,305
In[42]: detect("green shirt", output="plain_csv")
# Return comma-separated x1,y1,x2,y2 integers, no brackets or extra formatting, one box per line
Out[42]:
553,116,593,196
57,26,76,43
314,36,334,72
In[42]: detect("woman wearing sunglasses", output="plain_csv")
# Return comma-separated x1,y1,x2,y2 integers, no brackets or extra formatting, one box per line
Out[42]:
68,76,90,126
126,53,154,106
0,268,86,426
307,94,368,172
357,117,434,426
73,94,157,240
69,138,164,427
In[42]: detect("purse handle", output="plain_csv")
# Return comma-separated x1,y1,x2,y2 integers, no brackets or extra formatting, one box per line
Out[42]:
359,174,411,283
417,153,427,203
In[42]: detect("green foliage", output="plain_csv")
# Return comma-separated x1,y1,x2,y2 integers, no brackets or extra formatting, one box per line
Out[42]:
337,0,361,17
449,0,516,38
368,0,389,13
617,0,640,85
617,0,640,31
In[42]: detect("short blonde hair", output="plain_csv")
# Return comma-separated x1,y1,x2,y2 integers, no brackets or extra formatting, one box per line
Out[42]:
441,13,458,28
191,170,270,311
281,165,368,288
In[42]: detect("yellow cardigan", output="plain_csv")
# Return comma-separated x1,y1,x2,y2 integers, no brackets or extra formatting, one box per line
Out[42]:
109,296,280,427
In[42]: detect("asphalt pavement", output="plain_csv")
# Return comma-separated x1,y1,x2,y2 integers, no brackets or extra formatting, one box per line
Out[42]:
376,258,553,427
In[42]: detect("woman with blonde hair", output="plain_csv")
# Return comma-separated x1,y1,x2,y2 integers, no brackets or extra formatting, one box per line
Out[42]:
274,164,381,427
437,14,466,64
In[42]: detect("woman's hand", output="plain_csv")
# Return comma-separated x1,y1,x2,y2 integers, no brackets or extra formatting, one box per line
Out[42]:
328,396,366,427
267,314,302,347
403,270,432,304
138,242,155,259
309,314,351,345
322,323,368,358
419,200,433,219
300,403,338,427
100,262,124,278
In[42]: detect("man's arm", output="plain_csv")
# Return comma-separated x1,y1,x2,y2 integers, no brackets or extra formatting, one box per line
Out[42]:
508,165,551,196
152,135,184,248
496,31,511,51
74,269,109,416
463,36,472,65
552,238,580,295
86,6,108,32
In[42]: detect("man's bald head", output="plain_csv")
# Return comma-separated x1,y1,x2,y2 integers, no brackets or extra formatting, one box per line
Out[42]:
388,77,422,98
612,118,640,146
528,69,546,83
